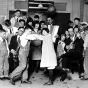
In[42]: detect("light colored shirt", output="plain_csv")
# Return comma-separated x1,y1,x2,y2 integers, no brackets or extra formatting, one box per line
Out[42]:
60,41,65,50
10,16,22,27
48,24,53,33
57,40,66,56
11,27,18,35
84,33,88,50
48,25,59,42
52,25,59,42
48,25,51,31
58,41,65,52
17,35,20,41
70,34,75,42
0,37,3,43
10,17,16,27
20,30,37,47
5,39,9,55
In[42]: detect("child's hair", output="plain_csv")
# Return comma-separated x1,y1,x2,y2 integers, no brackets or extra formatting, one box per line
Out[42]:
19,19,25,23
34,21,40,26
26,17,33,23
4,19,11,27
42,28,49,33
25,17,34,29
40,20,45,24
18,27,25,31
74,17,80,22
34,15,39,19
15,9,21,13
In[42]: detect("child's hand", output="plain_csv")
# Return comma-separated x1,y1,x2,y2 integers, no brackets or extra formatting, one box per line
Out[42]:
55,34,58,38
11,49,16,55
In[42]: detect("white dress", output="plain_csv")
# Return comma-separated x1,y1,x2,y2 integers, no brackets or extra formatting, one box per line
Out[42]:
38,34,57,68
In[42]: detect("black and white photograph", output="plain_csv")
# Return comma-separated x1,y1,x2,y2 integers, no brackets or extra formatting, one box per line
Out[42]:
0,0,88,88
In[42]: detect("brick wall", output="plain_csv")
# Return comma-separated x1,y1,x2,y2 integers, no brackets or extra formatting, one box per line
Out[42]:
80,0,85,21
0,0,7,17
0,0,15,20
0,0,8,24
0,0,84,21
8,0,15,10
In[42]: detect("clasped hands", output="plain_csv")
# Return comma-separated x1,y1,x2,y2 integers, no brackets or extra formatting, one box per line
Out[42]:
11,49,16,56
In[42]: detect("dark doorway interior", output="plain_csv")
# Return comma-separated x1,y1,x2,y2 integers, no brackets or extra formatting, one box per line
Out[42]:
53,12,70,35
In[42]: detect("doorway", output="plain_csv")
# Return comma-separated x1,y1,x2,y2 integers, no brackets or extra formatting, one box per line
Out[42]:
83,4,88,22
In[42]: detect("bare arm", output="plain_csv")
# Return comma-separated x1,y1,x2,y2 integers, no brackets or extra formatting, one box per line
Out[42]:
24,31,44,40
25,34,38,40
35,35,44,40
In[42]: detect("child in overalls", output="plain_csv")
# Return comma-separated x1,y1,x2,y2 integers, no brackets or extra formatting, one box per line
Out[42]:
0,24,9,79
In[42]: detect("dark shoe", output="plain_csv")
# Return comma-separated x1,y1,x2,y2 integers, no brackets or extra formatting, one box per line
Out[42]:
35,70,39,73
21,80,32,84
0,77,4,80
43,70,49,75
10,78,15,85
81,77,88,80
79,74,84,78
0,76,4,80
44,81,53,85
4,77,10,80
60,74,67,82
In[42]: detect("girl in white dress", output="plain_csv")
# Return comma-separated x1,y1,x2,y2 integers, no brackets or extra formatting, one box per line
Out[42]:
35,28,57,85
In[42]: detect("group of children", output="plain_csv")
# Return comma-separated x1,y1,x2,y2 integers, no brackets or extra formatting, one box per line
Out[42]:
0,9,88,86
0,9,59,85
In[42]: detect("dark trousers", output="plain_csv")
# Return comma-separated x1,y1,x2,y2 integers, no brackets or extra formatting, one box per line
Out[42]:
9,53,19,74
61,49,82,68
54,42,58,53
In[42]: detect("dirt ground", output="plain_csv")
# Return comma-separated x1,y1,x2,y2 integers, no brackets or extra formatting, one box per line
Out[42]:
0,71,88,88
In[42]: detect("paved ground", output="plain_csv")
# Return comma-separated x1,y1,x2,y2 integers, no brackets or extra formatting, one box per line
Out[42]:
0,71,88,88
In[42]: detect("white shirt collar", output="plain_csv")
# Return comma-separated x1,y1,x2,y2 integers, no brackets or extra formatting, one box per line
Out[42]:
0,37,3,42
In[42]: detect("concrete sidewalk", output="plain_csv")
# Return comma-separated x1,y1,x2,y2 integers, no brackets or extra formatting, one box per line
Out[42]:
0,71,88,88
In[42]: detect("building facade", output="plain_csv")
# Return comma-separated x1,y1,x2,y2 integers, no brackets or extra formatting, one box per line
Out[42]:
0,0,87,22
